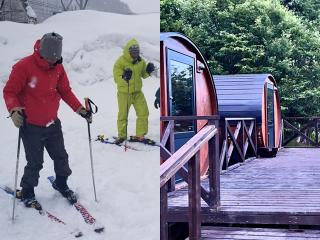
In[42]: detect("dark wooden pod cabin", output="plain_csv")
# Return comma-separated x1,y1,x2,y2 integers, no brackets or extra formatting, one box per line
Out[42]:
160,32,219,176
214,74,281,156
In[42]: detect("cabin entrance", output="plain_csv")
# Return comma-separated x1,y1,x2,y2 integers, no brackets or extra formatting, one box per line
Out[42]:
167,49,196,150
266,83,275,147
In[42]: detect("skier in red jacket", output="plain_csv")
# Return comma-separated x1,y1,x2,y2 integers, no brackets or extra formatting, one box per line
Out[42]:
3,32,91,209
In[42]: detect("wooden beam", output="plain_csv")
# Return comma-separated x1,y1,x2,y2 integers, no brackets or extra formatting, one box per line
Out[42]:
283,120,317,146
226,121,241,166
227,123,245,162
160,115,220,121
208,119,220,208
160,125,217,187
178,167,210,205
226,121,244,163
283,120,315,146
243,121,257,156
161,120,174,146
169,120,176,192
219,140,227,171
167,208,320,226
188,152,201,240
243,121,253,156
160,184,168,240
315,119,319,145
160,144,172,160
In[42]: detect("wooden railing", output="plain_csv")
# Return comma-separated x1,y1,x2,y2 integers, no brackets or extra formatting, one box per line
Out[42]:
219,118,257,170
283,117,320,147
160,115,220,240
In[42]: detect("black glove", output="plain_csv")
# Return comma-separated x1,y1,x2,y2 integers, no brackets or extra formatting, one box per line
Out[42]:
154,88,160,109
122,69,132,81
154,99,160,109
146,62,155,75
77,107,92,123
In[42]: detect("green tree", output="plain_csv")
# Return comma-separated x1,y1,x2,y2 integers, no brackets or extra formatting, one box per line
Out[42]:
161,0,320,117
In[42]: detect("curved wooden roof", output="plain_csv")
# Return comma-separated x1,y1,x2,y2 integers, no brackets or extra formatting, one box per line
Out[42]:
161,32,218,114
160,32,212,77
214,74,277,123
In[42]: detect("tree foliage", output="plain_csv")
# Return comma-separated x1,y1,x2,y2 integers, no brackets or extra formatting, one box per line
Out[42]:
161,0,320,117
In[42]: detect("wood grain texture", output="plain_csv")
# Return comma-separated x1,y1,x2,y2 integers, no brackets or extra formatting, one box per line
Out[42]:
168,148,320,225
200,226,320,239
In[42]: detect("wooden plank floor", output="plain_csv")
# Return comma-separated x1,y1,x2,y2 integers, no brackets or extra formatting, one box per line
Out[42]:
168,148,320,225
200,226,320,239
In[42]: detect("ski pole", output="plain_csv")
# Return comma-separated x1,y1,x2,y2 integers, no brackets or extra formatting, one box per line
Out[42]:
12,127,22,223
84,98,98,202
124,81,130,152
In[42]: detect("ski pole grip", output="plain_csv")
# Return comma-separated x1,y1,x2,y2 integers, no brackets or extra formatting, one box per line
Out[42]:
84,98,98,114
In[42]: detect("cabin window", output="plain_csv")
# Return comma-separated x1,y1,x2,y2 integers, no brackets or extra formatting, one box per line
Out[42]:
167,50,195,133
266,83,275,147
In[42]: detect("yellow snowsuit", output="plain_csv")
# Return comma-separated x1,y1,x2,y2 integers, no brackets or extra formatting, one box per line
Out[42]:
113,39,150,138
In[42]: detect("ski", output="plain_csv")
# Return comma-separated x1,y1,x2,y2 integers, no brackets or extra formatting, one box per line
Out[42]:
0,185,83,238
95,135,139,151
47,176,105,233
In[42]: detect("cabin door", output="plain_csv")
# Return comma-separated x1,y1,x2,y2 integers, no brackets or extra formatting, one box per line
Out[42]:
266,83,275,147
167,49,196,150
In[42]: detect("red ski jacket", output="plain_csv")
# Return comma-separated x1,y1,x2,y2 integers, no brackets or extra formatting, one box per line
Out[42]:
3,40,82,127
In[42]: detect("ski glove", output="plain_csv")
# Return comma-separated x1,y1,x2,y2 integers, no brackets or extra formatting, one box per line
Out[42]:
77,106,92,123
10,107,25,128
122,68,132,81
154,88,160,109
154,99,160,109
146,62,155,75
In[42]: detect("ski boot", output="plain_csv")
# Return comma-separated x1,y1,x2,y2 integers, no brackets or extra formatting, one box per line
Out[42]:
21,188,42,211
96,135,106,142
129,136,156,145
113,137,125,145
52,176,77,204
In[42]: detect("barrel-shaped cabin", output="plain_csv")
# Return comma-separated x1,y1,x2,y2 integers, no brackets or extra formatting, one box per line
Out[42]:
214,74,281,157
160,32,219,176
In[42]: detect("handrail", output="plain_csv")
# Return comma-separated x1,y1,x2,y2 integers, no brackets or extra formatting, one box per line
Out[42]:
160,115,220,121
160,125,217,187
285,116,320,120
160,115,220,240
283,117,320,147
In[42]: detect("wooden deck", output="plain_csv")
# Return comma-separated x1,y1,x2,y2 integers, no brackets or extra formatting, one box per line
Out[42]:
200,226,320,239
168,148,320,225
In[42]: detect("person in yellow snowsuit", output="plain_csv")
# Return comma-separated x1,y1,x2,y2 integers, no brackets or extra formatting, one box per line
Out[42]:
113,39,155,144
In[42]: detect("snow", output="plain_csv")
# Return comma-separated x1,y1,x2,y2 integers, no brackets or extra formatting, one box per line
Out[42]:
121,0,159,14
0,10,160,240
26,5,37,19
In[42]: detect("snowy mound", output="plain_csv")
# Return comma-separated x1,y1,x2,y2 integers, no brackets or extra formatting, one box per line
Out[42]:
0,10,159,85
0,10,159,240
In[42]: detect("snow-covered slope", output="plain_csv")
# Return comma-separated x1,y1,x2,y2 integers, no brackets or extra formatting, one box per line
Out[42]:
0,10,159,240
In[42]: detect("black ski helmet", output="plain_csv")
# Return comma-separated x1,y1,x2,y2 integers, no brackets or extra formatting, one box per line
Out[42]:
39,32,63,62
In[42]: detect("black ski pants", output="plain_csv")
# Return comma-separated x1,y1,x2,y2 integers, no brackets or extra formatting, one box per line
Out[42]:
20,119,72,189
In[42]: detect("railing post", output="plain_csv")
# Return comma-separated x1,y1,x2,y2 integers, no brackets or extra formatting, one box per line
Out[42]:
160,184,168,240
188,152,201,240
225,119,229,170
242,120,245,160
254,119,257,155
208,120,220,209
219,119,226,171
168,120,176,192
315,118,319,146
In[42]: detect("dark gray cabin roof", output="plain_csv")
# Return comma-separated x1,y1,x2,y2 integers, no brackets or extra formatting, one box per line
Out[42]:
214,74,275,123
